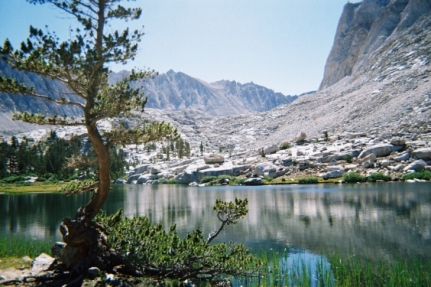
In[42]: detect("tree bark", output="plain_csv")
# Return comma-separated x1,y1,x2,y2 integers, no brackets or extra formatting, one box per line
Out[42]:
83,123,111,221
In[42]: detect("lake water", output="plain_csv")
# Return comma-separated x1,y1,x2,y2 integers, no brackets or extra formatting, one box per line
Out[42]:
1,182,431,263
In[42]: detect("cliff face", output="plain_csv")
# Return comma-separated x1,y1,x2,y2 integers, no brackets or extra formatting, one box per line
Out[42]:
319,0,431,90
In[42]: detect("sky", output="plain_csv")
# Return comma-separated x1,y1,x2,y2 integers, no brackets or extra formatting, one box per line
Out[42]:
0,0,359,95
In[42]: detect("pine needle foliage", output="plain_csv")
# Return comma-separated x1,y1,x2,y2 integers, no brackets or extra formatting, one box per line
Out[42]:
96,198,264,283
0,0,178,220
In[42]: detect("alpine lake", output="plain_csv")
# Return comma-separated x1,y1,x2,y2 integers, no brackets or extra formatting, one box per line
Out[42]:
1,182,431,285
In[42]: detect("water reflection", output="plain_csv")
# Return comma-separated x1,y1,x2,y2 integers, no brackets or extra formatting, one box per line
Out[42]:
1,183,430,262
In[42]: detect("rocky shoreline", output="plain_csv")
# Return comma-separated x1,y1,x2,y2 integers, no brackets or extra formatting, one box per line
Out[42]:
124,131,431,186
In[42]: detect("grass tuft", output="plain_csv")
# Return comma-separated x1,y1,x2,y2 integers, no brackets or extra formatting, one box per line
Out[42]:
0,235,52,269
367,172,391,182
402,170,431,181
343,172,366,183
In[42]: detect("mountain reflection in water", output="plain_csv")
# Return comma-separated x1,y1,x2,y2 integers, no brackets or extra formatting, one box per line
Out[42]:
1,183,430,262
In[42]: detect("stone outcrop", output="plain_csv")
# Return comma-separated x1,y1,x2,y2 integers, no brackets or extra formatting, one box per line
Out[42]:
204,154,225,164
413,148,431,159
126,131,431,185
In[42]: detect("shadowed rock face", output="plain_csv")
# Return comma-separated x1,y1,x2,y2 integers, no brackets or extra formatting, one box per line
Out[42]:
319,0,430,90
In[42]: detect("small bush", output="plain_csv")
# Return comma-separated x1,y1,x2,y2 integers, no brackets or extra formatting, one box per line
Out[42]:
344,154,353,163
264,176,273,182
402,170,431,181
343,172,366,183
368,172,391,182
68,175,79,181
232,177,246,185
217,175,233,184
279,142,290,150
200,176,217,184
167,179,178,184
298,177,319,184
0,175,25,184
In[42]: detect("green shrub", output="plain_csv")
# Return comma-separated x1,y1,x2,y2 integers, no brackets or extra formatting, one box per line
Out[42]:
367,172,391,182
217,175,233,184
96,200,264,283
263,176,273,182
200,176,217,184
68,175,79,181
402,170,431,181
232,177,246,185
343,172,366,183
0,175,25,184
167,179,178,184
298,177,319,184
279,142,290,150
344,154,353,163
36,177,46,182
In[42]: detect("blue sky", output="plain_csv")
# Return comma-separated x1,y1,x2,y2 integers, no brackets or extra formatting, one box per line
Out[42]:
0,0,358,95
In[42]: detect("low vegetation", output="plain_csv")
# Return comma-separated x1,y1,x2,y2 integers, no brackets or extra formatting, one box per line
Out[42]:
279,142,291,150
298,177,319,184
2,235,430,286
367,172,391,182
402,170,431,181
0,235,51,269
96,199,265,284
343,172,366,183
200,175,246,185
329,252,431,287
344,154,353,163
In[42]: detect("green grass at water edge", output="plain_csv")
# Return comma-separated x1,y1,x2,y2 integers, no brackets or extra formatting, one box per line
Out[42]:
236,248,334,287
298,177,319,184
0,235,51,259
343,172,366,183
0,182,61,193
329,252,431,287
367,172,391,182
402,170,431,181
236,249,431,287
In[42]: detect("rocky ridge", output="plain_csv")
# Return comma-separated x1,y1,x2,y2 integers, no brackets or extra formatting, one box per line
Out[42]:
134,70,299,116
0,63,299,136
124,131,431,185
111,0,431,153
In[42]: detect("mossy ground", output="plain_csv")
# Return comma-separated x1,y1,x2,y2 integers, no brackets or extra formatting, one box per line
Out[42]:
0,182,61,193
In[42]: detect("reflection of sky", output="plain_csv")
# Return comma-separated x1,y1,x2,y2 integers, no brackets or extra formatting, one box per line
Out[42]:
233,248,335,287
1,183,431,263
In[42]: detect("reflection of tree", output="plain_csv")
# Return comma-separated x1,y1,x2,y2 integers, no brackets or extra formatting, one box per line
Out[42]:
2,183,431,263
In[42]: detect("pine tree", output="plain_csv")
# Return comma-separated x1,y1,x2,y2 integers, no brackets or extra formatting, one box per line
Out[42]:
8,137,19,174
0,0,177,272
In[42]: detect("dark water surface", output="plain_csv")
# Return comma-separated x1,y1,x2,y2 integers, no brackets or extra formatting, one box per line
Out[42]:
1,182,430,262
